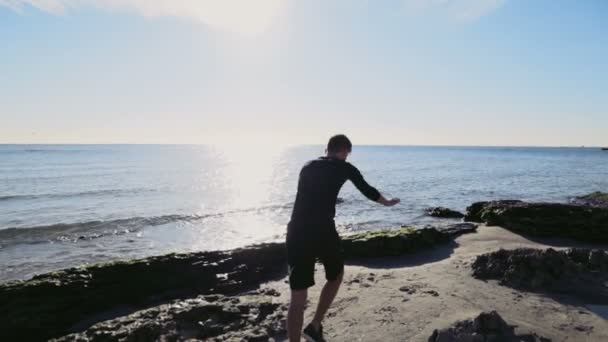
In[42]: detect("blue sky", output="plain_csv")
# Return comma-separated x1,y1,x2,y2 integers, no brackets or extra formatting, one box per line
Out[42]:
1,0,606,146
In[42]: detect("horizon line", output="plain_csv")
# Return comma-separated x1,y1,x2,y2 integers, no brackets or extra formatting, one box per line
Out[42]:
0,143,605,148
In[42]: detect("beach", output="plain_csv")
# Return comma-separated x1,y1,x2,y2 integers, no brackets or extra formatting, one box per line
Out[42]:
287,225,608,341
3,194,608,341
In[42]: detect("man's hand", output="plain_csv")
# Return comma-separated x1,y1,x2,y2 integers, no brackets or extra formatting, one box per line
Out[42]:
378,195,400,207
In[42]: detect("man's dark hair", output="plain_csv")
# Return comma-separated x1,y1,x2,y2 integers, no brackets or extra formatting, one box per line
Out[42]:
327,134,352,153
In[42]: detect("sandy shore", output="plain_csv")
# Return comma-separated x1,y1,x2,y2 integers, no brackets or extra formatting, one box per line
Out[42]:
265,225,608,341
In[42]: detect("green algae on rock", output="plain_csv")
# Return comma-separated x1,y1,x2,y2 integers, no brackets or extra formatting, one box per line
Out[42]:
0,223,476,341
0,243,287,342
342,224,476,258
465,199,608,242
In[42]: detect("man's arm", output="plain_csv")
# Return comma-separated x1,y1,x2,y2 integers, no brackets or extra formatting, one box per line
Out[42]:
348,164,400,207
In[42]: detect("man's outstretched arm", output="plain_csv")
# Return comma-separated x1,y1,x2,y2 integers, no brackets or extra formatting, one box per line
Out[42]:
348,164,400,207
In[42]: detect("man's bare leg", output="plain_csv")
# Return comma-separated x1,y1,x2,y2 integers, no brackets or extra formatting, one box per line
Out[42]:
311,271,343,329
288,289,308,341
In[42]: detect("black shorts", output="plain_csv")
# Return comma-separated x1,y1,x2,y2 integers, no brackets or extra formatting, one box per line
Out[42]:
286,224,344,290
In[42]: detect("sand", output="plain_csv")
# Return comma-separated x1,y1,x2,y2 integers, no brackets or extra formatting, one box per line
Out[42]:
264,225,608,341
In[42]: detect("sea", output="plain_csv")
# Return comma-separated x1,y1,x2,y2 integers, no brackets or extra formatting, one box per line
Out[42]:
1,144,607,282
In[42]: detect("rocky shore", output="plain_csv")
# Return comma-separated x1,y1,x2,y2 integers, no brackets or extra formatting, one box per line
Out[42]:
472,248,608,303
52,292,287,342
3,192,608,341
465,193,608,242
0,223,476,341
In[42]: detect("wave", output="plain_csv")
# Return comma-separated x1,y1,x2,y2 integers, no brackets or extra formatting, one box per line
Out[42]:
0,203,294,249
0,188,154,202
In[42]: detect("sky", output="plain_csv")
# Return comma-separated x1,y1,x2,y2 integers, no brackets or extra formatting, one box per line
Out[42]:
0,0,607,146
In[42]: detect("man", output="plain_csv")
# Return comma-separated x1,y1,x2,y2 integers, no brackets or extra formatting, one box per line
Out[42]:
286,134,400,342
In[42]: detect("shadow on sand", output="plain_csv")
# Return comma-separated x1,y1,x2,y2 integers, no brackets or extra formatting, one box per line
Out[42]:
515,232,608,250
345,240,459,269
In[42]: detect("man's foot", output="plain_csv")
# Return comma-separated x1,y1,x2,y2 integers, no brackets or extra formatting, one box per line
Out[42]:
303,323,325,342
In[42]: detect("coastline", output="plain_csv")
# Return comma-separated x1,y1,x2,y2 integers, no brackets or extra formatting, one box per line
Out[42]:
2,193,608,341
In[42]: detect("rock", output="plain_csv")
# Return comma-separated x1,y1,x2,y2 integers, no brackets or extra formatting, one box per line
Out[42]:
428,311,550,342
0,223,477,341
464,199,608,242
436,223,478,236
0,242,287,342
426,207,465,218
472,248,608,302
50,293,286,342
572,192,608,209
341,223,477,258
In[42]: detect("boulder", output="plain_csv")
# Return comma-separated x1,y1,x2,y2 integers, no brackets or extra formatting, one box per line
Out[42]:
572,192,608,209
429,311,550,342
0,223,477,341
426,207,465,218
342,223,476,258
472,248,608,302
464,200,608,242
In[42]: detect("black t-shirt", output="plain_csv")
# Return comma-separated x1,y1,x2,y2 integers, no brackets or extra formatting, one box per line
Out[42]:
288,156,380,236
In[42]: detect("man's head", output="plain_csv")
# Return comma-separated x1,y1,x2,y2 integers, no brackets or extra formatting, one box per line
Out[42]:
326,134,352,161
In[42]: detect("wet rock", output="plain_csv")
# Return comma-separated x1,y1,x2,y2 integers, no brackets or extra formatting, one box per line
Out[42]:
341,223,477,258
426,207,465,218
436,223,478,236
0,223,477,341
472,248,608,302
0,243,287,341
51,293,286,342
428,311,551,342
572,192,608,209
465,199,608,242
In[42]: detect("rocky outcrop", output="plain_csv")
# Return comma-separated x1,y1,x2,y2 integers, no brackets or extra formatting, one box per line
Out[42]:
342,223,476,258
0,223,476,341
1,242,288,342
472,248,608,302
429,311,550,342
51,292,286,342
572,191,608,209
464,199,608,242
425,207,465,218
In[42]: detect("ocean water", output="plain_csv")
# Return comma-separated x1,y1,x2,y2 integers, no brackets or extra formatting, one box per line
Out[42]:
1,144,607,282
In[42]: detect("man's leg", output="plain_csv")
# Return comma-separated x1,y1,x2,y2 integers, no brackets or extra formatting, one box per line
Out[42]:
286,239,315,342
310,237,345,331
288,289,307,341
311,270,343,329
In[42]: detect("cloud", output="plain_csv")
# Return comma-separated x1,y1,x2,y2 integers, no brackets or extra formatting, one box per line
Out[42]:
402,0,506,21
0,0,286,34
